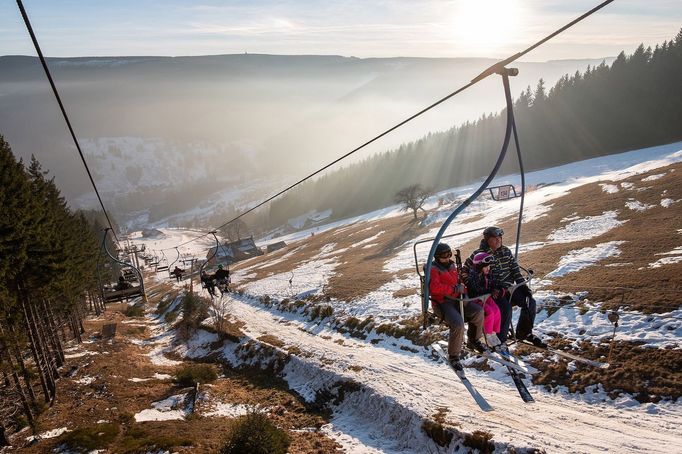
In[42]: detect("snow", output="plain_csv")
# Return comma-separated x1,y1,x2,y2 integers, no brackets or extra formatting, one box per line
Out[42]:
240,256,339,300
74,376,95,385
64,351,95,359
352,230,385,247
642,173,666,181
600,183,619,193
128,373,172,382
625,199,655,211
545,241,626,278
203,402,266,418
547,211,625,243
25,427,70,442
648,246,682,269
661,198,675,207
134,394,189,422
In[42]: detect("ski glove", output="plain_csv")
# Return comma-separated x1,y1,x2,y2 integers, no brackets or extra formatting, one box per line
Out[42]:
518,284,532,297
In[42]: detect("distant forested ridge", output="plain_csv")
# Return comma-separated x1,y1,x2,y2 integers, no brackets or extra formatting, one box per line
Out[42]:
267,30,682,229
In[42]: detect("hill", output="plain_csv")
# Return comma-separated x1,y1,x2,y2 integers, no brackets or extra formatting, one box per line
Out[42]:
13,142,679,452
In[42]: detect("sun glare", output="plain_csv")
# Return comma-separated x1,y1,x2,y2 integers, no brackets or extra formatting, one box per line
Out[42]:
453,0,523,55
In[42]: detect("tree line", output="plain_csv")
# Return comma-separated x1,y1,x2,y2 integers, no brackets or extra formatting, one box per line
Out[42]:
266,29,682,229
0,136,108,444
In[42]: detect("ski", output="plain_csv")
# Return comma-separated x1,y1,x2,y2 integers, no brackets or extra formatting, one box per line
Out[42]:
519,341,610,369
506,366,534,403
497,348,530,371
481,351,529,373
432,343,493,412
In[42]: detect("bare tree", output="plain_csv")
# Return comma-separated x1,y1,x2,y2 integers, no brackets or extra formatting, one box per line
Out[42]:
394,184,433,220
221,219,249,242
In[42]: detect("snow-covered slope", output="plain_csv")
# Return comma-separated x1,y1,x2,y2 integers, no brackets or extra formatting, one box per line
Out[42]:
131,141,682,453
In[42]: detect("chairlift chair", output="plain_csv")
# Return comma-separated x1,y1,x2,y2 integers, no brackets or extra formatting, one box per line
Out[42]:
488,184,520,201
97,228,147,304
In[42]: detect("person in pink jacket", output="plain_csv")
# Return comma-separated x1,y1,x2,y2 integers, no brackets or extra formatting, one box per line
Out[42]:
429,243,486,372
466,252,504,350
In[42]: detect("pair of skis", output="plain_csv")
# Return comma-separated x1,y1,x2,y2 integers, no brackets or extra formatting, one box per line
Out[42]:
481,349,535,403
433,341,534,411
432,343,494,411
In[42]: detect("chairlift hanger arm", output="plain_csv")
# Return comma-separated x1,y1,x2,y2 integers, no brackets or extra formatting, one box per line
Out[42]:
200,231,220,276
422,69,517,328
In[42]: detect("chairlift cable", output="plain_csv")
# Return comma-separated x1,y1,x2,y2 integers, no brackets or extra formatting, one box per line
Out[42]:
165,0,615,253
15,0,119,243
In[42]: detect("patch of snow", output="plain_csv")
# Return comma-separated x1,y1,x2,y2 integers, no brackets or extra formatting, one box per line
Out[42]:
545,241,626,277
26,427,70,441
649,247,682,268
74,376,95,385
535,303,681,349
203,402,265,418
241,256,339,300
599,183,619,193
547,211,625,243
642,173,666,181
620,182,635,190
65,351,94,359
625,199,655,211
661,198,674,208
174,330,219,358
352,231,385,248
560,213,581,222
134,394,188,422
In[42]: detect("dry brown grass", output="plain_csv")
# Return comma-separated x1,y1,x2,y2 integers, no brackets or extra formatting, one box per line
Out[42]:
523,339,682,402
234,215,427,302
14,289,341,453
515,164,682,313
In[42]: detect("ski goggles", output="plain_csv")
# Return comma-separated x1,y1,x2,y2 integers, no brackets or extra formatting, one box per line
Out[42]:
479,255,494,265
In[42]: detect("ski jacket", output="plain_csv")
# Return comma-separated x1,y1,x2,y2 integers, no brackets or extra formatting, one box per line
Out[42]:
214,269,230,281
461,239,523,288
428,260,465,305
466,270,503,298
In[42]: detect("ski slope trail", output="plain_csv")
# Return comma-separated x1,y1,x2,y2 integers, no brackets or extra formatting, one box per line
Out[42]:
224,293,681,453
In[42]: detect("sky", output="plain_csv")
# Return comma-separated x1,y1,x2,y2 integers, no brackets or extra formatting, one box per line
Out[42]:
2,0,681,61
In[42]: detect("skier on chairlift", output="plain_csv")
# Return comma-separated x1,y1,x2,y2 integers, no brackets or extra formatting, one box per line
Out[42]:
462,227,546,348
429,243,487,372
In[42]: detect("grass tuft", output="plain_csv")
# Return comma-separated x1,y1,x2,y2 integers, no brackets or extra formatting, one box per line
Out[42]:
174,363,218,387
59,423,119,451
220,411,290,454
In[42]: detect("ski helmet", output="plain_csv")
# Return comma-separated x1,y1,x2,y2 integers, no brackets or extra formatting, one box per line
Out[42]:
434,243,452,258
218,264,223,269
483,226,504,238
473,252,494,268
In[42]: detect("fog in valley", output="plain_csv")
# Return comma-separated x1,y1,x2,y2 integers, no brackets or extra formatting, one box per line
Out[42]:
0,54,612,230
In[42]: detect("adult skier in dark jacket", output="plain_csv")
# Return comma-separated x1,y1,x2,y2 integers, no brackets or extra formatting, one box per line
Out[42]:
429,243,486,372
461,226,546,347
213,264,230,282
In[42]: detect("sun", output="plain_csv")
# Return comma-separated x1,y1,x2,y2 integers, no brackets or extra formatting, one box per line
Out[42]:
452,0,524,55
